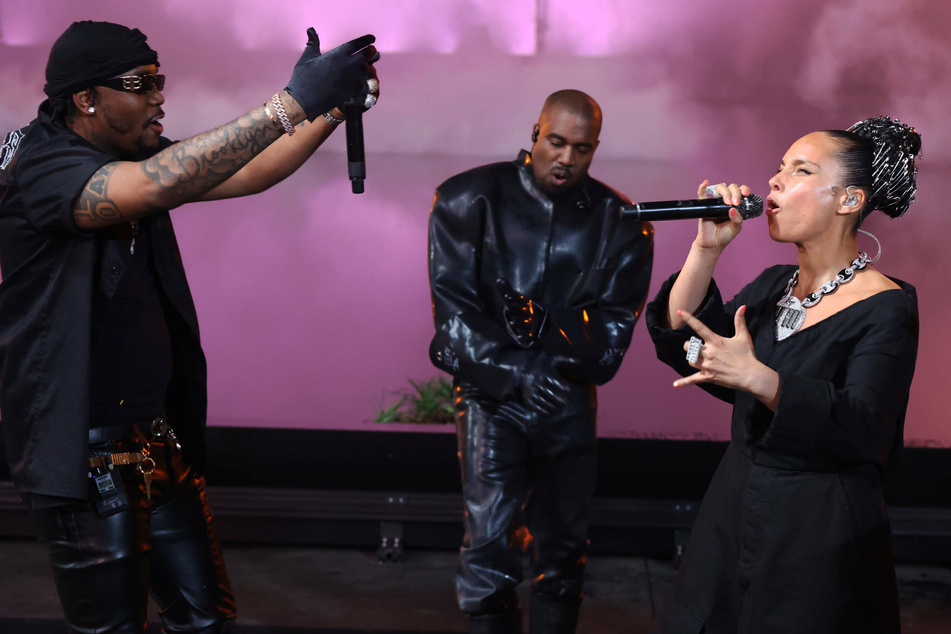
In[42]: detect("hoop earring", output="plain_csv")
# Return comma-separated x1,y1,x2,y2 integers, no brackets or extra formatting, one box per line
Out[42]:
843,185,859,207
857,229,882,263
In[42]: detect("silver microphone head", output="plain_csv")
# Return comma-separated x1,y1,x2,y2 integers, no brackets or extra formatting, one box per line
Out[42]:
739,194,764,219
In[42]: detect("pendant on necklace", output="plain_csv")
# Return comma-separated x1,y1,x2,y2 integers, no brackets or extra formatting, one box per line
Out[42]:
775,295,806,341
773,252,871,342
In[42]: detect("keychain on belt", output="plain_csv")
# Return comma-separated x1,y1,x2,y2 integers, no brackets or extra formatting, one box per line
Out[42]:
137,439,155,500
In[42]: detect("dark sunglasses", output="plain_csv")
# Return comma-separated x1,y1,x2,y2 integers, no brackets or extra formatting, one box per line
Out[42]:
97,73,166,95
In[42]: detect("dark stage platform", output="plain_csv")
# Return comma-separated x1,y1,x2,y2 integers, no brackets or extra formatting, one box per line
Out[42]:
4,428,951,561
1,428,950,631
1,541,950,632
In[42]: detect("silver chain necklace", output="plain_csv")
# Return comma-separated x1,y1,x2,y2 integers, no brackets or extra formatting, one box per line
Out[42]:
774,252,871,341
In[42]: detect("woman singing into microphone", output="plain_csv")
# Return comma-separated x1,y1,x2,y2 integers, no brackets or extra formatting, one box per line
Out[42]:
646,116,921,634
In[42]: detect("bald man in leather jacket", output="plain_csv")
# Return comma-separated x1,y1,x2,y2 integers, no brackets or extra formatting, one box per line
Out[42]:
428,90,653,634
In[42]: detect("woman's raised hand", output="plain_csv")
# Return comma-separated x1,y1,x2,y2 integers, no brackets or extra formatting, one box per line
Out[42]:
675,306,780,410
695,180,750,252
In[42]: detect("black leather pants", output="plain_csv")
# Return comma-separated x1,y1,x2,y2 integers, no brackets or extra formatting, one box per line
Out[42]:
455,382,596,622
28,423,236,633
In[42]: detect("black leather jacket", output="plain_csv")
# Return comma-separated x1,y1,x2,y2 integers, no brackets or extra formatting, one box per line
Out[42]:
428,150,653,405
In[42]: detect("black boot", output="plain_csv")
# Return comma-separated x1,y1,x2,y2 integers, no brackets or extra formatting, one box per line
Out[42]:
529,593,580,634
468,610,523,634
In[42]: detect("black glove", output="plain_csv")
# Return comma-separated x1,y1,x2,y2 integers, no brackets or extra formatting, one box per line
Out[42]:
498,278,547,348
285,29,376,121
518,354,579,417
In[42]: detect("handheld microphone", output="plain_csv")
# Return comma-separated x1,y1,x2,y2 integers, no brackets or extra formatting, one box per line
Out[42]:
620,194,763,221
343,99,365,194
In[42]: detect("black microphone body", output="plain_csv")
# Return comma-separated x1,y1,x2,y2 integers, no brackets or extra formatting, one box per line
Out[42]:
344,100,365,194
620,194,763,221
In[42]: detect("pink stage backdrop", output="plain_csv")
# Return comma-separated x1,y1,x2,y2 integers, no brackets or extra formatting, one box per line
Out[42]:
2,0,949,445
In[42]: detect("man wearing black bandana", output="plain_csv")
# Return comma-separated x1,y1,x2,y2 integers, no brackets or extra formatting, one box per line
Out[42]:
0,20,378,632
428,90,653,634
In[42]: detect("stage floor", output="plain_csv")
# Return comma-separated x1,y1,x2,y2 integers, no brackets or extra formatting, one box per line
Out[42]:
2,539,950,632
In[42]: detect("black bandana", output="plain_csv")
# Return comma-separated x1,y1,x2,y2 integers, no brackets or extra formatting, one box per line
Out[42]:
44,21,159,100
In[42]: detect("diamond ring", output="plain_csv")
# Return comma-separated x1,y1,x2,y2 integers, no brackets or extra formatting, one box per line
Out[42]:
686,336,703,364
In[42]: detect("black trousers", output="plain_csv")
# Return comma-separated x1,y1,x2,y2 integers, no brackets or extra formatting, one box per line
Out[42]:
454,383,597,616
28,423,235,633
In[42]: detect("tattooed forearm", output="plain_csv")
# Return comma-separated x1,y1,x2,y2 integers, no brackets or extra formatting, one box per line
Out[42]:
75,163,124,226
73,93,314,229
142,108,282,203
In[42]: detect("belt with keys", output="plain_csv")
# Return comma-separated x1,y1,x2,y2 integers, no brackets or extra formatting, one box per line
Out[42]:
88,452,145,469
86,416,181,500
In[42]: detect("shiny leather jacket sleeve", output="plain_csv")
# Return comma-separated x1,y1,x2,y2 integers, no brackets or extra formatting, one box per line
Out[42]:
428,156,654,398
428,170,538,401
543,221,653,386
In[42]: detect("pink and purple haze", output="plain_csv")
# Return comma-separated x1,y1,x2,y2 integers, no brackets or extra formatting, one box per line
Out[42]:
1,0,949,444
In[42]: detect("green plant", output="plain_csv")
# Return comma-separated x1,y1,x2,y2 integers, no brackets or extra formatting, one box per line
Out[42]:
374,376,454,424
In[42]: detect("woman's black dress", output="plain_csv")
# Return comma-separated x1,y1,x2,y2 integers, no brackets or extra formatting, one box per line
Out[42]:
647,264,918,634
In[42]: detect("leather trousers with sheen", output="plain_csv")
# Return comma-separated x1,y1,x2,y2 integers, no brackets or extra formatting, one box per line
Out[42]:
28,424,235,633
454,381,597,617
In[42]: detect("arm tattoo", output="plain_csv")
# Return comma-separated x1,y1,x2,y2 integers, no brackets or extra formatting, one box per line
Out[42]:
75,109,282,226
75,163,124,226
141,109,281,200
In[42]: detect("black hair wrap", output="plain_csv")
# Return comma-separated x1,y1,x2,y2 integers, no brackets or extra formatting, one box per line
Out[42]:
44,21,159,101
847,115,921,219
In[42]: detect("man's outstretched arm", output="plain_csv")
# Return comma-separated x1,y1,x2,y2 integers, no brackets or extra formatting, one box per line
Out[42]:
74,31,376,229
